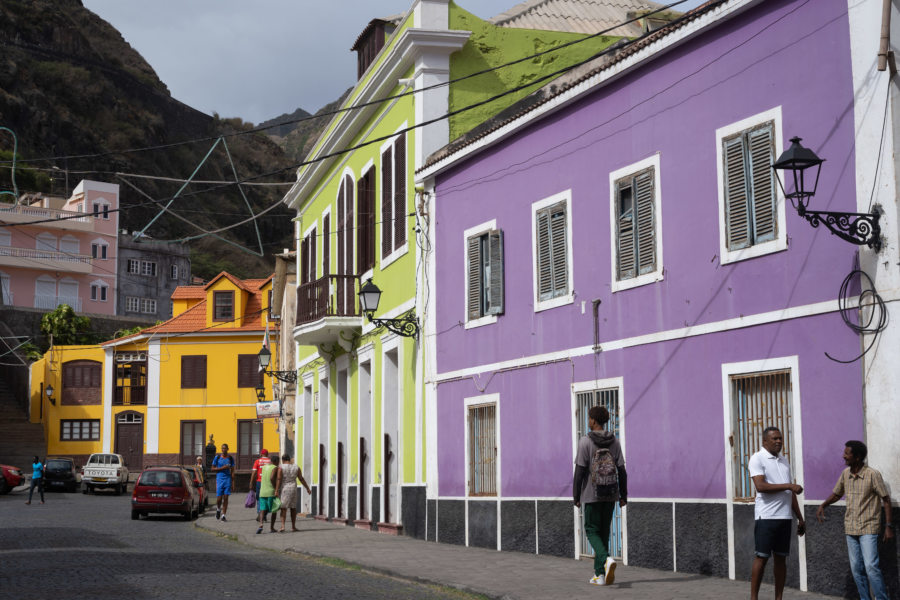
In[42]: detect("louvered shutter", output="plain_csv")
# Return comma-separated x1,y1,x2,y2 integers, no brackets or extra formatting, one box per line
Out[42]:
550,204,568,297
337,179,346,276
748,124,776,243
308,233,317,282
616,180,635,281
487,230,504,315
300,237,309,284
381,148,392,256
346,174,355,273
724,136,750,250
90,364,101,388
357,170,375,273
393,136,407,250
467,236,482,320
182,356,207,389
237,355,260,388
536,210,552,300
636,169,656,275
322,215,330,276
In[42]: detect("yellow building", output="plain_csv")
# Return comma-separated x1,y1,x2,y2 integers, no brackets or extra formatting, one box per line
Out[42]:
30,272,279,472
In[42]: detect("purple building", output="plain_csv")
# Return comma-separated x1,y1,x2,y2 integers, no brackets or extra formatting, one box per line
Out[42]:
417,0,900,595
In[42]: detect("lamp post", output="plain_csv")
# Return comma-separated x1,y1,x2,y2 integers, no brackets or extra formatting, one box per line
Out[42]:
358,279,419,338
257,345,297,384
255,384,266,403
46,384,55,405
772,137,882,251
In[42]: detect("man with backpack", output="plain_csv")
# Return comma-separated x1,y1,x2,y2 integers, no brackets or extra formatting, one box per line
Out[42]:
573,405,627,586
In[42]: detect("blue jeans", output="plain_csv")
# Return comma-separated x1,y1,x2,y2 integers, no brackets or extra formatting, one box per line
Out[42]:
846,534,887,600
28,478,44,502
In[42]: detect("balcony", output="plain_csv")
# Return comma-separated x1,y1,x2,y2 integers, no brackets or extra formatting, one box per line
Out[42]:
294,274,362,351
34,294,82,312
0,247,93,273
0,203,93,231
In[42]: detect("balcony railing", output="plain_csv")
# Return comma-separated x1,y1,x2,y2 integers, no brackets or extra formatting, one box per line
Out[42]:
297,274,360,326
114,386,147,406
34,294,82,312
0,246,92,265
0,203,91,224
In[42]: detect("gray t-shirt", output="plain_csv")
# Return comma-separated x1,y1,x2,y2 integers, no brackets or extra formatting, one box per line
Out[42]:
575,433,624,505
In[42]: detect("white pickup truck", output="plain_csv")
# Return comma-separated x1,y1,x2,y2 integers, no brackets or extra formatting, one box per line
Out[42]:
82,453,129,495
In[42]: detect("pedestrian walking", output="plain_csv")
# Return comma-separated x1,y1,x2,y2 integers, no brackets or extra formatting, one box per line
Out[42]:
278,454,311,532
816,440,893,600
25,456,44,505
212,443,235,521
256,455,280,534
748,427,805,600
572,405,627,586
248,448,271,514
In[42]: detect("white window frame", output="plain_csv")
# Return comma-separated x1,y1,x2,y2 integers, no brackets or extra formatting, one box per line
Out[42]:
716,107,786,265
140,298,157,314
463,393,500,499
92,201,110,220
90,280,108,302
531,190,574,312
463,219,499,329
125,296,140,312
720,355,805,582
91,240,108,260
170,264,178,280
141,260,157,277
609,154,665,292
127,259,140,274
379,124,410,270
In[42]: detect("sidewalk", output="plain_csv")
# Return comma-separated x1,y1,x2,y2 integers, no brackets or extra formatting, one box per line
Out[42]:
195,508,838,600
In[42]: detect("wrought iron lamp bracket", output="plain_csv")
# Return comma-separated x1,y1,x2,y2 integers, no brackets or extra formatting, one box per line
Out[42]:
367,310,419,338
797,205,882,251
263,369,298,384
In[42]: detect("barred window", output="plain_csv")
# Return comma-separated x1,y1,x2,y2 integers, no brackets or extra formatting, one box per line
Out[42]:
467,403,497,497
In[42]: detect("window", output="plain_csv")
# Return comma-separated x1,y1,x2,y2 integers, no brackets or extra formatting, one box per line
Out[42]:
141,261,157,277
300,228,316,285
140,298,156,314
181,355,207,389
36,232,57,252
466,398,498,497
60,236,79,255
114,354,147,406
127,259,140,274
92,202,109,219
532,191,573,311
728,369,794,502
125,296,140,312
91,243,107,260
610,156,664,291
180,420,206,466
0,272,10,304
213,290,234,321
90,284,107,302
381,133,407,261
716,108,785,263
61,419,100,441
337,174,355,279
322,214,330,277
357,167,376,273
62,360,101,406
465,225,504,324
237,354,263,388
0,229,9,246
170,264,178,279
237,420,263,470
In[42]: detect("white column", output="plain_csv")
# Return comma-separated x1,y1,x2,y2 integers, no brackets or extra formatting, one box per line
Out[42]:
146,340,161,454
102,347,114,452
424,178,439,498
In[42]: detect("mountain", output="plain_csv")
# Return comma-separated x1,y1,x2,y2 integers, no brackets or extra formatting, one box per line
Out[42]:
260,89,352,162
0,0,297,279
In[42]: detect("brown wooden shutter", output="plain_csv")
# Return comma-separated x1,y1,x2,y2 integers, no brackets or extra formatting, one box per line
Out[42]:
536,209,552,300
237,354,261,388
550,203,567,296
308,232,317,282
381,148,392,257
636,169,656,275
346,174,355,274
393,136,407,250
724,135,750,250
748,124,776,243
616,180,635,281
337,179,346,276
467,236,482,320
181,355,207,389
487,230,504,315
322,215,330,276
300,236,309,284
357,169,375,272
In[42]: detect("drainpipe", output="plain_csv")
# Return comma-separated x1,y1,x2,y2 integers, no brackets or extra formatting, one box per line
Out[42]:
878,0,896,73
592,299,602,353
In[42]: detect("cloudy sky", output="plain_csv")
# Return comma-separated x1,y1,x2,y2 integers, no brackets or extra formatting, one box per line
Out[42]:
81,0,705,125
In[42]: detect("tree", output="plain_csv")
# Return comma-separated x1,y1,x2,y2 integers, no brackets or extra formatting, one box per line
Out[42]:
40,304,92,346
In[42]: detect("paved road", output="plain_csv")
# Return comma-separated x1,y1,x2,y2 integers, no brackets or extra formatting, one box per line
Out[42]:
0,485,484,600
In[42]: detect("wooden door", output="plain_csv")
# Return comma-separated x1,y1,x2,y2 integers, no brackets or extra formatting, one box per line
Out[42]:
115,421,143,471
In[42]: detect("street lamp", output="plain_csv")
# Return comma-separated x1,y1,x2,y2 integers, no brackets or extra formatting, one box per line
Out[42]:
358,279,419,338
772,137,881,251
257,345,297,384
46,384,55,405
255,384,266,403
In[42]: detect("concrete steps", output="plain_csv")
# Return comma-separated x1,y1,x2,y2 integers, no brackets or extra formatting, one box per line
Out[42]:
0,378,46,469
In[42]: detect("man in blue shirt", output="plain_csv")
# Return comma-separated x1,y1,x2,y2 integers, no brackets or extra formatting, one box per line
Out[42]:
212,443,235,521
26,456,44,505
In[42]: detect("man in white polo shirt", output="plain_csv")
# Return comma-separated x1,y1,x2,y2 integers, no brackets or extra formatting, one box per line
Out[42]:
748,426,806,600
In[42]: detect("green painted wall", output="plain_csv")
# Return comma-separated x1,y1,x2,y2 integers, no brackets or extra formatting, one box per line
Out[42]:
448,2,620,141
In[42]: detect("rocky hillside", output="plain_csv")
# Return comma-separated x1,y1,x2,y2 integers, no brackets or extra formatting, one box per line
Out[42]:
260,89,351,162
0,0,297,279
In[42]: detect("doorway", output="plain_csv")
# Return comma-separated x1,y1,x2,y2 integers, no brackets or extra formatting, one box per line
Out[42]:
115,411,144,471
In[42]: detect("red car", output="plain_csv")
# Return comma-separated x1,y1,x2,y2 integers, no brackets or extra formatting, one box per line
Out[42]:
131,466,200,521
0,464,24,494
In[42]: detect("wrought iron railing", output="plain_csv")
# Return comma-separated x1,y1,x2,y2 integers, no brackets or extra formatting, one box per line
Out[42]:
296,274,360,325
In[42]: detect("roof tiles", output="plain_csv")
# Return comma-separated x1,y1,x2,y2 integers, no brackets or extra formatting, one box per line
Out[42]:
490,0,673,37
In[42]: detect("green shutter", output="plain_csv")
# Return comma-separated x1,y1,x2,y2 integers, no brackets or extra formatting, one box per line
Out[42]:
487,230,504,315
467,236,482,320
724,136,750,250
748,124,776,243
636,169,656,275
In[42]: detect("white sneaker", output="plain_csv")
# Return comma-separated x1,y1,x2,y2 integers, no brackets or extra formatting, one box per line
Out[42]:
589,575,606,586
604,557,616,585
220,514,227,522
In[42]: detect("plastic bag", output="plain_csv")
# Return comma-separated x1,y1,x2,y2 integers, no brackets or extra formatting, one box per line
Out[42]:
244,491,256,509
271,496,282,512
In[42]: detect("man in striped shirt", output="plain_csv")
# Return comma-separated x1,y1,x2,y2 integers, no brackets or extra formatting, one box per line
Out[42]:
816,440,894,600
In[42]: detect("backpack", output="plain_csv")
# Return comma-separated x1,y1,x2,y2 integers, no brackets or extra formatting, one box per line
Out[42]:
590,445,618,501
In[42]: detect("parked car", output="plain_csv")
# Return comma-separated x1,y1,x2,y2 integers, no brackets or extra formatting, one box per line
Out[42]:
0,464,24,494
82,453,129,495
43,457,79,492
181,464,208,512
131,466,200,521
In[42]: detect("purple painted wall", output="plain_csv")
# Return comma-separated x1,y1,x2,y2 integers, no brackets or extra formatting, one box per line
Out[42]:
433,0,862,501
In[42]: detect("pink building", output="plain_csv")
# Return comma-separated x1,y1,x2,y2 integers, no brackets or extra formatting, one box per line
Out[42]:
0,180,119,315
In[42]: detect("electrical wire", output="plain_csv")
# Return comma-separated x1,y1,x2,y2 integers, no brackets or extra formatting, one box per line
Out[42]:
0,0,689,167
825,269,887,364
